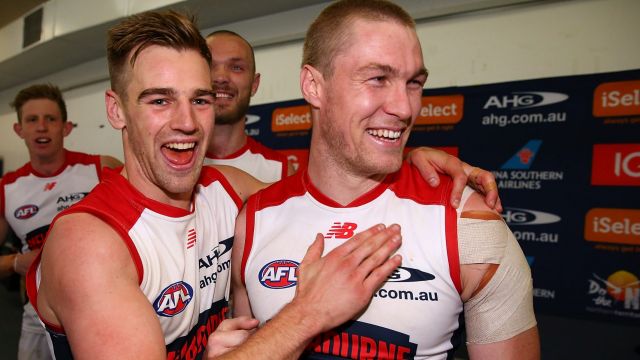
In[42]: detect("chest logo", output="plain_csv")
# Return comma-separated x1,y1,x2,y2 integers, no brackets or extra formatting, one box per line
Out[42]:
14,204,39,220
259,259,299,289
43,182,57,191
153,281,194,317
324,222,358,239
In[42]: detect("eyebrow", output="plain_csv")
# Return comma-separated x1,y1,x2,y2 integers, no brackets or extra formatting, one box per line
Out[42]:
357,63,429,78
137,88,215,103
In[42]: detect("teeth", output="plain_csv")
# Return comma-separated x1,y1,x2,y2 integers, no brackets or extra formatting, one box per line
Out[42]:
215,93,232,99
36,138,50,143
165,142,195,150
367,129,401,139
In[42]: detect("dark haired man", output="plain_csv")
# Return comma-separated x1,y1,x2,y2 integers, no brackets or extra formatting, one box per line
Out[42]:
1,83,121,360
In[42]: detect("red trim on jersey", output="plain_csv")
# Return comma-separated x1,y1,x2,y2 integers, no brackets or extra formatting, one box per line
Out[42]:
25,251,65,333
444,188,462,294
200,166,243,210
241,195,259,286
206,137,288,179
302,170,393,208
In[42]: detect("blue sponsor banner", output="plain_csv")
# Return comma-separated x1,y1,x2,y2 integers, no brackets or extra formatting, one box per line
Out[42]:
247,69,640,325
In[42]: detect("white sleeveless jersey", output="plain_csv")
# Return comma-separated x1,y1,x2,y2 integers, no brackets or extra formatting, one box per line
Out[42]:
242,163,464,360
27,166,241,360
1,150,102,253
204,136,287,183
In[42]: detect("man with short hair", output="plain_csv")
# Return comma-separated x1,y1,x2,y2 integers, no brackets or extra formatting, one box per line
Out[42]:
225,1,540,359
0,83,121,360
204,30,502,209
26,11,404,359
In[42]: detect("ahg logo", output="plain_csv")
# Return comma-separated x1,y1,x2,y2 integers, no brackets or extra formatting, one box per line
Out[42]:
592,144,640,186
484,92,568,110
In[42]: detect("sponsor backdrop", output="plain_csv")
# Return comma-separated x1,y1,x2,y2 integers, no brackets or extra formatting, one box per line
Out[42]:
246,69,640,325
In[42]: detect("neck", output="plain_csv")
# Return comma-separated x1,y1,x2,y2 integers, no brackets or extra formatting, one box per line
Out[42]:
121,164,193,211
307,147,386,206
30,149,66,176
209,120,247,158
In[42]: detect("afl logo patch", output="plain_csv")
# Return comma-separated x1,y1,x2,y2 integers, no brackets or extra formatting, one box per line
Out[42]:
14,205,39,219
259,260,299,289
153,281,194,317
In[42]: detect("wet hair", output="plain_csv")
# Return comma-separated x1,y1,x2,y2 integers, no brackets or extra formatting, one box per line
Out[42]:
107,10,211,97
302,0,415,77
11,83,67,122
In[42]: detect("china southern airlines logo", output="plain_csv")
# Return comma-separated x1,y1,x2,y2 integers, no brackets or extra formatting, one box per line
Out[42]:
387,267,435,282
153,281,193,317
325,222,358,239
502,207,561,226
501,140,542,170
484,92,568,110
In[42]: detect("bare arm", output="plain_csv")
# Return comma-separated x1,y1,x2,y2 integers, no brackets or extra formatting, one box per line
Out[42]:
211,165,270,202
459,191,539,360
99,155,123,170
406,147,502,211
37,213,166,359
0,214,16,278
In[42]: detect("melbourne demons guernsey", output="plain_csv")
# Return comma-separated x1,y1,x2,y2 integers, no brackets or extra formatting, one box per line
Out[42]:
27,166,241,360
204,136,287,183
1,150,102,253
242,162,464,360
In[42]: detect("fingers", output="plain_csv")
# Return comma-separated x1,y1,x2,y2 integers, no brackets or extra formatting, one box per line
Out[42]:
363,254,402,292
205,317,259,358
449,173,466,209
329,224,385,256
300,233,325,266
352,224,402,279
407,147,440,187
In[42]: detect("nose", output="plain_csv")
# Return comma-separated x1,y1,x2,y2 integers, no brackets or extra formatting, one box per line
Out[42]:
211,64,229,85
385,83,413,121
36,117,48,131
171,100,197,133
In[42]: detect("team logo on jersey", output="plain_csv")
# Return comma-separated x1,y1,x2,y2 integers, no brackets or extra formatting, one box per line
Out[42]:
14,204,39,219
259,259,299,289
186,228,196,249
153,281,194,317
324,222,358,239
387,267,435,282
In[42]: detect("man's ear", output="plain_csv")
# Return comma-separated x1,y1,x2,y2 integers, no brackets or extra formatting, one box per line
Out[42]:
105,89,126,130
300,64,323,108
63,120,73,137
13,122,24,139
250,73,261,97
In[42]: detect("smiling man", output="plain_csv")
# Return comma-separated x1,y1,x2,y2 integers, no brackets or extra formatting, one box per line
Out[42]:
224,1,540,359
0,83,121,360
26,11,405,359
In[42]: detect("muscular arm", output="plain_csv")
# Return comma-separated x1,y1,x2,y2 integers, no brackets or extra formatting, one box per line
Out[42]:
459,191,539,360
37,213,166,359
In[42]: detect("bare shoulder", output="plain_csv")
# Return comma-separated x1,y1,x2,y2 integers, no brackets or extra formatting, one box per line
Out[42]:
207,164,268,202
100,155,123,169
38,212,138,325
461,189,501,220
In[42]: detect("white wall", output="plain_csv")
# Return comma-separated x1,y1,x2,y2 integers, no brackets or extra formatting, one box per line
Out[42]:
1,0,638,173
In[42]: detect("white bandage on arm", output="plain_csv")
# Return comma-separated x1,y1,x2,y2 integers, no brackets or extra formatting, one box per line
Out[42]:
458,217,537,344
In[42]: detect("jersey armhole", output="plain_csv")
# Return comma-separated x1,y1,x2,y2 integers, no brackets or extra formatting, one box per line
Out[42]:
240,195,258,286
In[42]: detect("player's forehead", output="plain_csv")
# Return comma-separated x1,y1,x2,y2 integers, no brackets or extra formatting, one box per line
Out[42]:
208,34,252,61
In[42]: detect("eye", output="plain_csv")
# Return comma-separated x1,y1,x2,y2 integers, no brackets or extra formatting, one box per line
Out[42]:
230,65,244,72
408,77,426,90
193,98,212,106
150,98,168,105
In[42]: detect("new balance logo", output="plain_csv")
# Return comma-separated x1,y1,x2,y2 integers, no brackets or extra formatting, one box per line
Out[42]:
44,182,57,191
324,222,358,239
187,228,196,249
